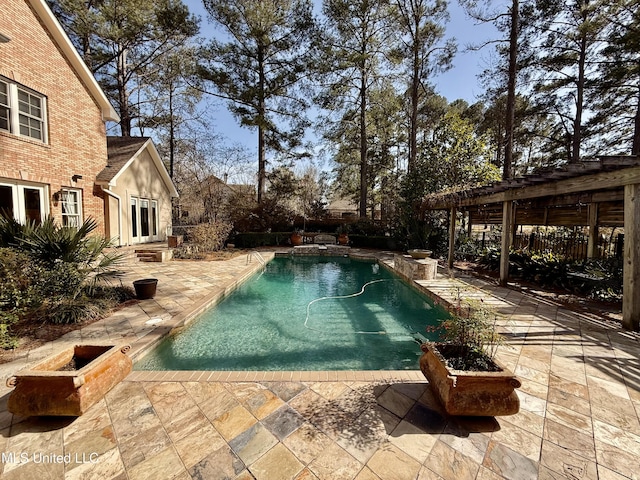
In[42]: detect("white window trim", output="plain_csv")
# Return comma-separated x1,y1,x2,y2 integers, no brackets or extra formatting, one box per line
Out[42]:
0,76,48,143
0,180,49,223
60,188,82,227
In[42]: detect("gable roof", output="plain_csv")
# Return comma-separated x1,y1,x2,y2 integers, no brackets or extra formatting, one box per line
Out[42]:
99,136,179,197
27,0,119,122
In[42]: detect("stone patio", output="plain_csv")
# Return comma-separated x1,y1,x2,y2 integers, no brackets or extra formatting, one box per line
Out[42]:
0,249,638,479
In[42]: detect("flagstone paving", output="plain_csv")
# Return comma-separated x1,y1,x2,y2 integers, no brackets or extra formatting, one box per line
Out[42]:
0,248,638,479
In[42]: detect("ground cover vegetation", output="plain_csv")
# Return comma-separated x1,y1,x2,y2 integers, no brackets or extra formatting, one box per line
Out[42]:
0,217,133,350
45,0,638,280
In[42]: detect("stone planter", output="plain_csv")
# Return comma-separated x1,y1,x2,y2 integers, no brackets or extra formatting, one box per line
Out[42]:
168,235,183,248
338,233,349,245
6,344,132,417
408,249,432,259
419,343,521,416
133,278,158,299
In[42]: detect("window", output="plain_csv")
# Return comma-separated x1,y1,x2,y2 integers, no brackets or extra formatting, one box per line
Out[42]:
130,198,138,238
140,199,150,237
0,80,9,132
61,189,82,227
0,181,47,223
151,200,158,236
0,76,47,142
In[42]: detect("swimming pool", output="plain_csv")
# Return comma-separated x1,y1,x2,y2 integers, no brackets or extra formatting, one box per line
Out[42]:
134,256,448,371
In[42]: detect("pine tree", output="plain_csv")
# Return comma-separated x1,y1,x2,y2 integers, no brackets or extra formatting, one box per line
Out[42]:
197,0,316,204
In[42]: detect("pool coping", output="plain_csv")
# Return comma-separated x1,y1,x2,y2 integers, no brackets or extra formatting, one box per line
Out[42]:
128,250,459,382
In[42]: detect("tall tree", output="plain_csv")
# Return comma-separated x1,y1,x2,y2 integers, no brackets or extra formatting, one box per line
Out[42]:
529,0,607,163
318,0,392,218
590,0,640,155
391,0,455,173
49,0,199,136
139,50,202,178
460,0,524,179
197,0,316,204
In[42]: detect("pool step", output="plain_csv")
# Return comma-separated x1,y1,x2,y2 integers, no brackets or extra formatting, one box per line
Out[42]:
134,249,172,262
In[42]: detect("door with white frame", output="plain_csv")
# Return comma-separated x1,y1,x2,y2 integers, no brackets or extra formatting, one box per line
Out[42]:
130,196,159,244
0,181,47,223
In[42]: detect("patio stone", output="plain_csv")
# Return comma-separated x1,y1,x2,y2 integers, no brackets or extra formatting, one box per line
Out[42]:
543,418,596,461
426,440,480,480
173,421,225,468
229,422,279,465
388,420,438,463
187,444,244,479
213,404,259,442
366,443,421,480
483,441,539,480
262,405,306,440
540,440,598,480
283,422,333,465
249,443,304,480
308,443,363,480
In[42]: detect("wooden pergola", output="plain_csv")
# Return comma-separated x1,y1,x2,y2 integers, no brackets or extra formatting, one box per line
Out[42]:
422,156,640,331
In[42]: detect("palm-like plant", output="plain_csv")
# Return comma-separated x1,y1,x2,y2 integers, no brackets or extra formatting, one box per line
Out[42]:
0,216,123,293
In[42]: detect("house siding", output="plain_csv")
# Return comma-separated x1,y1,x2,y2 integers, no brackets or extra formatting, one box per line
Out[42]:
109,150,173,245
0,0,108,231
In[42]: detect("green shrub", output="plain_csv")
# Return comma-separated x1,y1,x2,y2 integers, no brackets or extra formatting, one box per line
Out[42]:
0,248,44,319
232,232,290,248
347,235,400,250
0,323,18,349
0,217,128,334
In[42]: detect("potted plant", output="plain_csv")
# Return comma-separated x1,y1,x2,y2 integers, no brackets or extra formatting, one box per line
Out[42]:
290,229,303,246
420,292,521,416
336,225,350,245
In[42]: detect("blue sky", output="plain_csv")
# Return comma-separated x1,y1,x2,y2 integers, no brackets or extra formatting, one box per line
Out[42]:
184,0,501,153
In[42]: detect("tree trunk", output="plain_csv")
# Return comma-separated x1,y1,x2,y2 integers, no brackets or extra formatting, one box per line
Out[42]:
503,0,518,180
571,2,588,164
408,27,419,174
257,43,266,204
117,46,131,136
359,68,368,218
168,85,175,178
632,88,640,155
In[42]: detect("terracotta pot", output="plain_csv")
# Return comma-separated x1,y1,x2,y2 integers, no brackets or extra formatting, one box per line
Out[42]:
338,233,349,245
291,233,303,246
6,344,132,416
133,278,158,299
419,342,521,416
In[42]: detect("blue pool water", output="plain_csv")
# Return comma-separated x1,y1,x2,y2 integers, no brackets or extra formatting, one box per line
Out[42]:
135,256,448,371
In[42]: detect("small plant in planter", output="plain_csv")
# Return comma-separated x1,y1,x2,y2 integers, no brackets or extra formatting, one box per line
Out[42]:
434,294,504,371
420,289,521,416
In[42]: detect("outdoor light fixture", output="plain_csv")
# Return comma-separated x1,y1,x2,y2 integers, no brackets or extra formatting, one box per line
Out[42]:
72,174,83,182
0,33,10,43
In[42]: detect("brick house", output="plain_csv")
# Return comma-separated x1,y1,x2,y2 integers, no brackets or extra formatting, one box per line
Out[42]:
0,0,176,245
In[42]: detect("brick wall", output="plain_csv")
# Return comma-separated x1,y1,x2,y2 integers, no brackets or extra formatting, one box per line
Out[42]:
0,0,108,233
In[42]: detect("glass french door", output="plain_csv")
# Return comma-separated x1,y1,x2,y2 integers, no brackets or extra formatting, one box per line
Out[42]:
130,196,158,244
0,182,46,223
